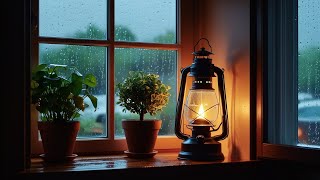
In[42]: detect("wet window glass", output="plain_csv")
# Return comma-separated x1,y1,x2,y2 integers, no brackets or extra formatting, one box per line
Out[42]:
39,43,107,137
115,0,176,43
39,0,107,40
298,0,320,147
114,48,177,137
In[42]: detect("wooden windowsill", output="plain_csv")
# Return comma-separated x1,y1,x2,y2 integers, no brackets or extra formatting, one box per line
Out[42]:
20,153,264,178
28,153,247,173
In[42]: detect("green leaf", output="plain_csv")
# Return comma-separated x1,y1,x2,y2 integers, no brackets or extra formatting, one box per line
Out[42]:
31,80,39,89
30,63,99,122
73,95,85,111
69,80,82,96
67,73,82,96
48,64,67,74
44,73,60,81
84,74,97,87
88,94,98,110
116,71,171,118
32,64,48,74
72,112,81,119
32,71,47,81
71,72,83,83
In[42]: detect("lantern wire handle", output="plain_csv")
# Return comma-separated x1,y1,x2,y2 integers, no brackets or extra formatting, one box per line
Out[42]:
193,38,213,53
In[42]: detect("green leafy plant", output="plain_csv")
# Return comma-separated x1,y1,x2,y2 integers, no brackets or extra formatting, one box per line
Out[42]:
116,71,171,121
31,64,98,122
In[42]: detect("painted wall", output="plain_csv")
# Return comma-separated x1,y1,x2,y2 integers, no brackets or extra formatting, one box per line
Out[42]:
197,0,251,161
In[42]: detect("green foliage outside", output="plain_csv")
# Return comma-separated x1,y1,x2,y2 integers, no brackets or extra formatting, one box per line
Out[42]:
298,46,320,99
40,24,177,136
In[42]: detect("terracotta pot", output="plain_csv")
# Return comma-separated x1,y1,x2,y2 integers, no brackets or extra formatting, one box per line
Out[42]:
122,119,162,155
38,121,80,162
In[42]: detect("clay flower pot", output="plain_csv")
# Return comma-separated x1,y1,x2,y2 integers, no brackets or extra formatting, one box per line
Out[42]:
122,119,162,158
38,121,80,162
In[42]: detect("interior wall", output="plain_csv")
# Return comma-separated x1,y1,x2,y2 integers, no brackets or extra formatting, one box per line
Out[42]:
197,0,251,161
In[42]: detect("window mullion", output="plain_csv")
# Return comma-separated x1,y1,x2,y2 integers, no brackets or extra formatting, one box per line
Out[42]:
38,37,111,47
278,0,298,145
108,0,115,140
114,41,180,50
31,0,43,155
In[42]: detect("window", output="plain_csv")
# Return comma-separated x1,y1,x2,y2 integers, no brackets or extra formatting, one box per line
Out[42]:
297,0,320,147
31,0,191,155
254,0,320,163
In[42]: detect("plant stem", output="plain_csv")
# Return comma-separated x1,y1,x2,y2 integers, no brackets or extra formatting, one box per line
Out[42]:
139,112,144,121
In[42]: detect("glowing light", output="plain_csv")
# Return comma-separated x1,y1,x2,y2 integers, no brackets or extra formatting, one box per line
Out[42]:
198,104,205,119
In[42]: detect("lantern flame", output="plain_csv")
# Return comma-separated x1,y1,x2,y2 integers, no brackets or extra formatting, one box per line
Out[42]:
198,104,205,119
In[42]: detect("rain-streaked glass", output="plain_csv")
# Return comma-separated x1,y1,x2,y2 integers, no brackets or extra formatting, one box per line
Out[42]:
114,48,177,137
39,0,107,40
39,43,107,137
298,0,320,147
115,0,176,43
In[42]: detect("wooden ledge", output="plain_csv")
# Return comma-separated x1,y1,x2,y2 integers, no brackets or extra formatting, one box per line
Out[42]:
27,153,232,172
21,153,263,179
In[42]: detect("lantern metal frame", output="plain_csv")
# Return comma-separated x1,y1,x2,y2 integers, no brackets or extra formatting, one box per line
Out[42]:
175,38,229,161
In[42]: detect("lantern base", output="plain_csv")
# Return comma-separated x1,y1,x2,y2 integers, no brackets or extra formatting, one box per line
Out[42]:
178,137,224,161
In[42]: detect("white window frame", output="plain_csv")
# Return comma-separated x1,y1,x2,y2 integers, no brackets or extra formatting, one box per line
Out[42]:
31,0,196,155
254,0,320,163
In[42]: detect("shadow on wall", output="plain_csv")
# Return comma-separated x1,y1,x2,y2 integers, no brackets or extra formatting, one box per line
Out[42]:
228,49,250,161
201,0,250,161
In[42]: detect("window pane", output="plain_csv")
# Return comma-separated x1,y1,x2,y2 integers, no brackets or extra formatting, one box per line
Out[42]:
114,48,177,138
39,0,107,40
39,43,107,137
298,0,320,147
115,0,176,43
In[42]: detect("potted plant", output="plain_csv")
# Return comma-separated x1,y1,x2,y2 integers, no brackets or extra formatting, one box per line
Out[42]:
31,64,98,162
116,71,171,158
